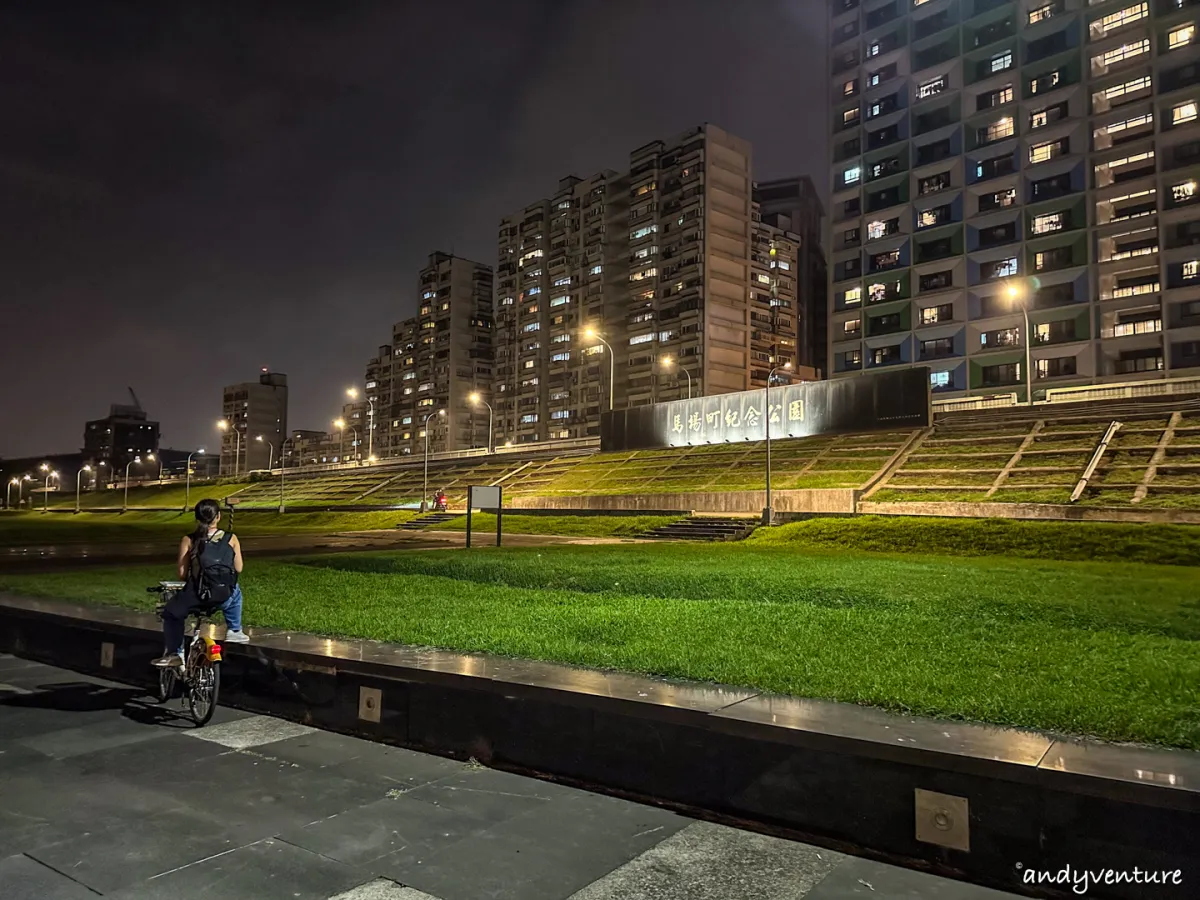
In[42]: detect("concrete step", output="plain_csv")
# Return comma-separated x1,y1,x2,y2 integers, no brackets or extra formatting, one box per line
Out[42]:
399,512,458,530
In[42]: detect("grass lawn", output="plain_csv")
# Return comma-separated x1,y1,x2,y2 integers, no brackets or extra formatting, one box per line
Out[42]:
1,541,1197,748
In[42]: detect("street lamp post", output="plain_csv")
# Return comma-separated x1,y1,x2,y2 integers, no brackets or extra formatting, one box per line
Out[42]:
764,362,793,526
468,392,494,453
422,409,446,512
75,466,92,514
584,328,615,411
17,475,31,508
659,356,693,400
347,388,376,461
185,449,204,511
42,470,58,513
349,426,359,462
279,437,294,513
6,478,17,510
256,435,275,471
218,420,242,475
333,418,346,462
123,456,142,512
1007,284,1034,407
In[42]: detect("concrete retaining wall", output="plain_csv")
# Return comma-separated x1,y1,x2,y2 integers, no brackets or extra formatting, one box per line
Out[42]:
859,500,1200,525
509,490,858,515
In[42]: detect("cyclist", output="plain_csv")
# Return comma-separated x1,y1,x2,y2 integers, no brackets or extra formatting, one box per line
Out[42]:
152,499,244,668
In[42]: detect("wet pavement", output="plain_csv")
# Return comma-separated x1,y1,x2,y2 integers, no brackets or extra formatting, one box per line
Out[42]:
0,530,623,571
0,655,1022,899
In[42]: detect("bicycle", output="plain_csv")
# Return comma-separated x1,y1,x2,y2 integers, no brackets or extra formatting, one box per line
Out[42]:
148,581,223,726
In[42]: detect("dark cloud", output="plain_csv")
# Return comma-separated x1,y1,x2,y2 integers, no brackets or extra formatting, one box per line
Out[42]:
0,0,827,458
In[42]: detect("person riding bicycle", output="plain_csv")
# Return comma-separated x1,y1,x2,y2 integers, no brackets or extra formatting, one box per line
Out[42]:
152,499,244,668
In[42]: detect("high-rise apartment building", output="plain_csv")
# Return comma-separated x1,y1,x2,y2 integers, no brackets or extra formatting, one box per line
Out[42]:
827,0,1200,399
494,124,820,445
367,252,494,457
754,177,830,376
220,370,288,474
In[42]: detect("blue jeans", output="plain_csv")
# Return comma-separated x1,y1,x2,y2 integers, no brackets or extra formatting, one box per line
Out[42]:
173,585,243,655
223,585,244,632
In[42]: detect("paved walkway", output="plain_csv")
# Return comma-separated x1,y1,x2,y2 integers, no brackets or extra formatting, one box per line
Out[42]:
0,654,1021,900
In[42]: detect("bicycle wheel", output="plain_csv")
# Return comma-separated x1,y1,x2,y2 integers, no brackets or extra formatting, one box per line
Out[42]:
157,666,178,703
187,661,220,726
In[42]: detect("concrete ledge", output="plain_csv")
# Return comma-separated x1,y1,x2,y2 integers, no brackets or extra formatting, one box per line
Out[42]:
1,594,1196,899
859,501,1200,524
509,490,858,515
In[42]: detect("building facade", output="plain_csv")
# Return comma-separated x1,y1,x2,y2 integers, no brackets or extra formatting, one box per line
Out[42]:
220,370,288,474
83,402,159,478
494,124,824,446
754,176,830,376
827,0,1200,400
367,252,494,458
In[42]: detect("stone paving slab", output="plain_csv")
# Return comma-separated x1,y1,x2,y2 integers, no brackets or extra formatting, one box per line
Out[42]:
0,654,1026,900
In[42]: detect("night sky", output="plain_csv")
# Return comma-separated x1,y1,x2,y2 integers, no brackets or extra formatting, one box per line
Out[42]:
0,0,827,459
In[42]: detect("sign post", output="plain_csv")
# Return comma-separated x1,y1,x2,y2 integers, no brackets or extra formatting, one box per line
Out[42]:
466,485,502,548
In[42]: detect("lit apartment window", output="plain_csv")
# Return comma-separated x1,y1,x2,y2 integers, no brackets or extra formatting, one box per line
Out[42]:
1173,102,1198,126
1112,317,1160,337
844,287,862,305
1032,212,1065,234
629,333,654,345
843,79,857,96
916,75,946,100
1028,2,1056,24
1173,180,1198,203
1100,150,1155,174
1169,24,1196,51
844,318,861,335
844,165,862,185
931,371,951,388
1101,75,1152,102
1104,112,1154,136
553,276,571,286
590,264,603,275
1030,138,1068,164
550,295,569,307
1029,70,1061,95
844,108,860,125
551,352,570,362
867,41,881,58
1099,39,1150,69
984,117,1015,142
1185,261,1200,280
989,258,1019,279
526,286,541,296
1097,3,1147,34
867,220,887,240
991,50,1013,73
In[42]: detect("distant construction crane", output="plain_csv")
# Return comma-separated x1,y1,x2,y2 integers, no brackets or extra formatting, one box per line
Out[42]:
127,387,143,411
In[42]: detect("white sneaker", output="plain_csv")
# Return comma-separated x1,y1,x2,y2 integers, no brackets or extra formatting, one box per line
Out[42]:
223,629,250,644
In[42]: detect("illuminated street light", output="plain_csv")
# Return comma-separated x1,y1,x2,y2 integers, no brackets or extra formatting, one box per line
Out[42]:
584,328,614,411
764,361,793,526
347,387,376,460
185,449,204,511
256,435,275,471
659,355,692,400
123,456,143,512
217,419,242,475
422,409,447,512
1007,282,1034,407
468,392,494,453
333,418,346,462
75,465,92,514
42,470,59,514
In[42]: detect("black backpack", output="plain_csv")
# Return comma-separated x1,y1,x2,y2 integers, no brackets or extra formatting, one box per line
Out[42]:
190,530,238,605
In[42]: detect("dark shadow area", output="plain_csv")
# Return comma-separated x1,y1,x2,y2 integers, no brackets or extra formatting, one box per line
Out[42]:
0,681,143,713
